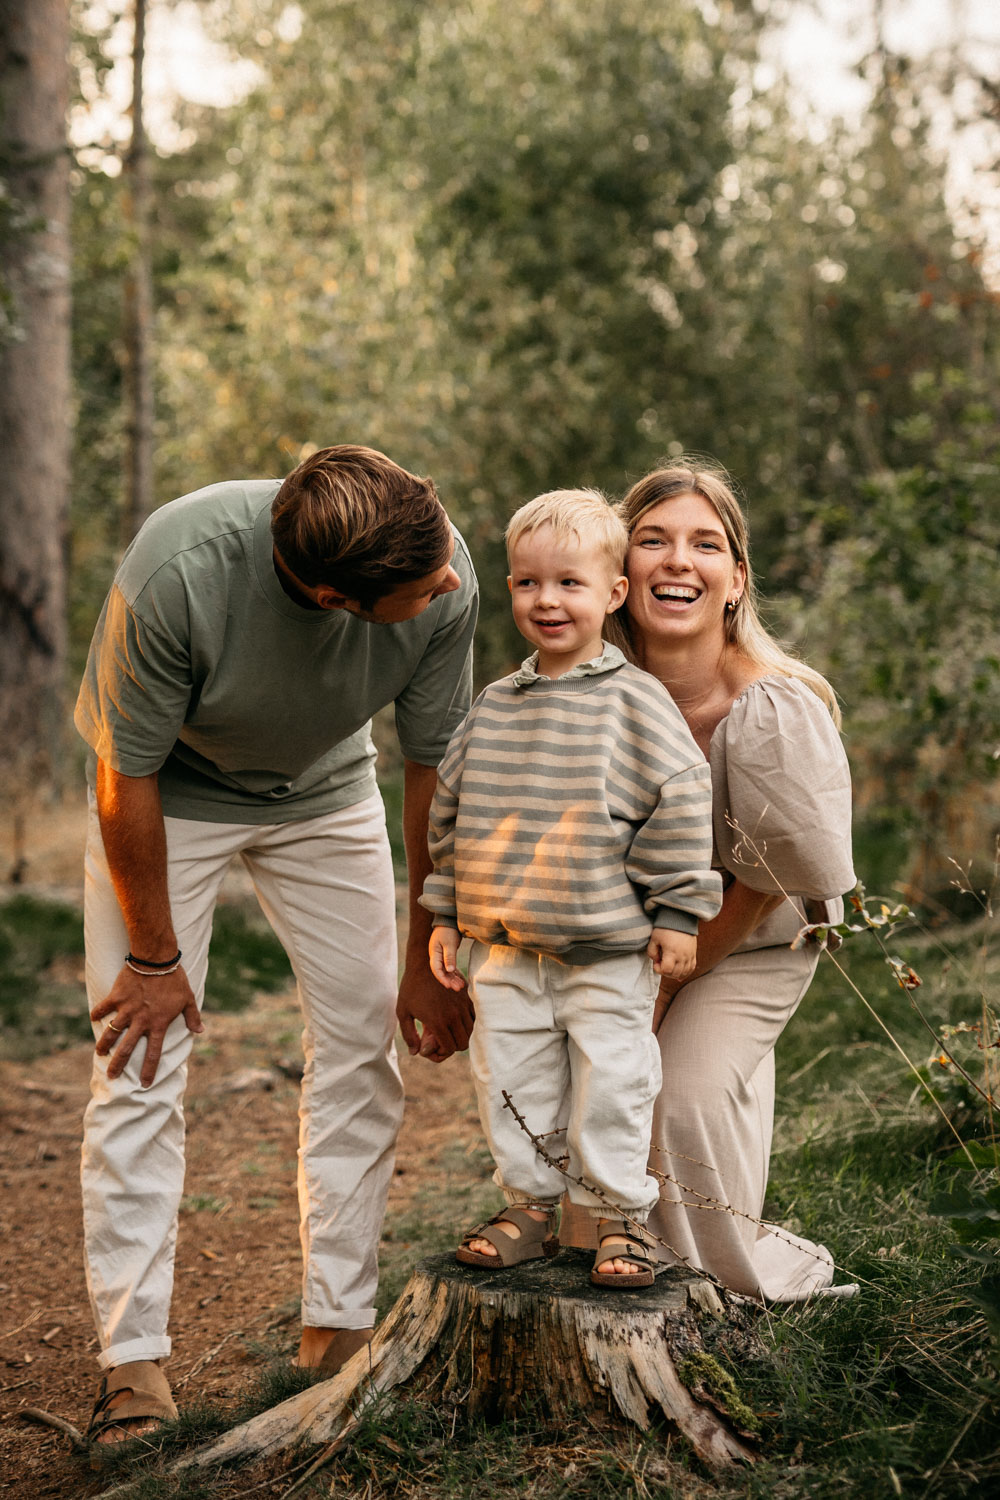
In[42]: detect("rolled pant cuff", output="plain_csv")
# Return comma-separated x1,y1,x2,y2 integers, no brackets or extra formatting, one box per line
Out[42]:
301,1308,375,1332
98,1336,172,1372
501,1191,560,1213
573,1204,652,1224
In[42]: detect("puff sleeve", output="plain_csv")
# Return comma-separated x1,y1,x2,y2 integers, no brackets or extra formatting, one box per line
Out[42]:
710,676,855,900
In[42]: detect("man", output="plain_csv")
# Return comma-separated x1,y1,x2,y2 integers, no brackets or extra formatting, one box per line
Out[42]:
75,444,478,1442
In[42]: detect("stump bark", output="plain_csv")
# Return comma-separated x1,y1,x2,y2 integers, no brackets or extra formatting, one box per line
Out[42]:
173,1250,761,1479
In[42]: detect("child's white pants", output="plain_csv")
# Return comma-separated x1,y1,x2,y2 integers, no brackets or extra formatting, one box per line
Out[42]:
81,792,403,1371
466,942,661,1221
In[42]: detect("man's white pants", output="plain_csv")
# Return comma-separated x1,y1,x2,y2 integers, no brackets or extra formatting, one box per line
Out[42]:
467,942,661,1220
81,792,403,1371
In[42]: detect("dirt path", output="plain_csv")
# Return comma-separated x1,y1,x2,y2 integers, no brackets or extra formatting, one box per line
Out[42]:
0,802,483,1497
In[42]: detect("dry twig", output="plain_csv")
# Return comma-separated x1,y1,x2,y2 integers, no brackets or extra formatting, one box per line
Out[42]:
18,1406,88,1452
175,1327,246,1389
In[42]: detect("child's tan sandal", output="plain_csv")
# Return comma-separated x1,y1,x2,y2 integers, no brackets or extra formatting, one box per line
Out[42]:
456,1207,559,1268
87,1360,178,1445
590,1219,659,1288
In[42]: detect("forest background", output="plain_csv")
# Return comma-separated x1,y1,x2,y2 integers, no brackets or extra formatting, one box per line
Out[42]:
2,4,1000,1496
1,0,999,899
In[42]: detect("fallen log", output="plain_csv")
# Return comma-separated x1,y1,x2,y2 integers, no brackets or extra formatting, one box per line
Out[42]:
166,1249,760,1481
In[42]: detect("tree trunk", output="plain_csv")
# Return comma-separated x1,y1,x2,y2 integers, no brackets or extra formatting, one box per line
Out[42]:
156,1252,760,1489
122,0,154,542
0,0,71,801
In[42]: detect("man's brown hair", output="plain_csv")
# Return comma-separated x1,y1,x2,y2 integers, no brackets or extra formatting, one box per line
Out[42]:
270,444,453,608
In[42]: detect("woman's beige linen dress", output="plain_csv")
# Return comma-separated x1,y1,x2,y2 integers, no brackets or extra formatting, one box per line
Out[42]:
564,675,856,1301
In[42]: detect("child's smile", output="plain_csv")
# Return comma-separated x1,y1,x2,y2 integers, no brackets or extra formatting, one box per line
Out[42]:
507,525,627,678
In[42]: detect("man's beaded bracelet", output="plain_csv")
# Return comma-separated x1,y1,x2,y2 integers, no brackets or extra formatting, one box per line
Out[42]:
125,950,183,976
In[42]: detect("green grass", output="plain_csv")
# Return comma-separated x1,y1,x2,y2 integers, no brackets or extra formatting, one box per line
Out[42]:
741,906,1000,1497
336,914,999,1496
0,893,292,1061
26,888,1000,1497
196,904,294,1011
83,1362,318,1494
0,893,92,1056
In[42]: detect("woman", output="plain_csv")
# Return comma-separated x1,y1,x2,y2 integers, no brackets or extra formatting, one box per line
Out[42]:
564,458,855,1300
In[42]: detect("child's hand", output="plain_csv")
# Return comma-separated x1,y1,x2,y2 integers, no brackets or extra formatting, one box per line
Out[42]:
647,927,697,980
429,926,467,990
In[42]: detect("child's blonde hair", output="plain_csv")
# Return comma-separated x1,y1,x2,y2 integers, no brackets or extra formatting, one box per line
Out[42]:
505,488,627,574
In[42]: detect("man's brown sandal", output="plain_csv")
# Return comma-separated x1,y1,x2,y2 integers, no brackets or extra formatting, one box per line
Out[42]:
590,1219,660,1288
87,1360,178,1445
456,1207,559,1268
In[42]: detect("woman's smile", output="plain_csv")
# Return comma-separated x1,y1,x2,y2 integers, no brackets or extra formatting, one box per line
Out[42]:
649,583,702,606
627,492,743,642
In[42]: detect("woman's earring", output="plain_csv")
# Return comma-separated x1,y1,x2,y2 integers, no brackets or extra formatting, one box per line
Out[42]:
725,597,737,613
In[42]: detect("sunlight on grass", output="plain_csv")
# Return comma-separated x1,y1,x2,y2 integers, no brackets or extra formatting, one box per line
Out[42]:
21,880,1000,1498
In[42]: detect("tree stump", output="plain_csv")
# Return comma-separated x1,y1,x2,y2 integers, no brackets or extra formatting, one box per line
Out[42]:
171,1250,761,1480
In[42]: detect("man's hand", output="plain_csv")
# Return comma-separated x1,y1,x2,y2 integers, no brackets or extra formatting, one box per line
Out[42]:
396,960,474,1063
399,758,475,1064
92,965,203,1088
92,762,201,1086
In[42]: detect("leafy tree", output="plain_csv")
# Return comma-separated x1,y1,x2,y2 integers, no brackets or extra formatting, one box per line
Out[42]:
63,0,1000,893
67,2,231,668
154,0,763,673
795,370,1000,894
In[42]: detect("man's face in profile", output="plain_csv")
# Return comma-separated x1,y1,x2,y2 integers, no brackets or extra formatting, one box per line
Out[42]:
346,553,462,623
273,542,461,622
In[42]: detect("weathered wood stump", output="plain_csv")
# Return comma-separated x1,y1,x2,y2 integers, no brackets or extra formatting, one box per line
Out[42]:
172,1250,761,1480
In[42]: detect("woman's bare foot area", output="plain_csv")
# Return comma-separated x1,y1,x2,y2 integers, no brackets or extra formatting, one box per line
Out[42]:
466,1205,550,1256
297,1325,373,1374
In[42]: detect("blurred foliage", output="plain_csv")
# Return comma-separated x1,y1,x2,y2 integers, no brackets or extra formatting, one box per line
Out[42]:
0,894,91,1056
0,893,291,1062
795,376,1000,894
65,0,1000,886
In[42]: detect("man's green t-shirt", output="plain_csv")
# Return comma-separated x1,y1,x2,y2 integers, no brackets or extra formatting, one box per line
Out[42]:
75,480,479,824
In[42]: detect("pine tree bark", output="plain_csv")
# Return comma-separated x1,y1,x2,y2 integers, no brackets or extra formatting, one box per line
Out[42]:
0,0,71,800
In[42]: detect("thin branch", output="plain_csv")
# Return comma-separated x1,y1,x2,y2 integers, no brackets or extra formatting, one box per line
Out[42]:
728,822,982,1167
0,1310,42,1342
503,1090,875,1295
500,1089,718,1284
174,1329,246,1390
18,1407,88,1451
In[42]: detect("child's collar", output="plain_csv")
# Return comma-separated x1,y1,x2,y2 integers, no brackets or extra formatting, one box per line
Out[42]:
512,642,627,688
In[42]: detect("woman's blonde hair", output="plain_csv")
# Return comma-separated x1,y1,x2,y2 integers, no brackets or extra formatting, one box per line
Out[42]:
612,457,841,724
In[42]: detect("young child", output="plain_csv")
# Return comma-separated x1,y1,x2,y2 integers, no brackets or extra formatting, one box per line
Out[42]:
420,490,722,1286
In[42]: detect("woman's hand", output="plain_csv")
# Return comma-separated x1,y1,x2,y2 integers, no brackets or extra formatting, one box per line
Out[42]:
649,883,787,1035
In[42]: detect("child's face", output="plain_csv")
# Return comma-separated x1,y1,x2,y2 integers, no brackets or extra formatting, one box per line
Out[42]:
507,526,627,677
